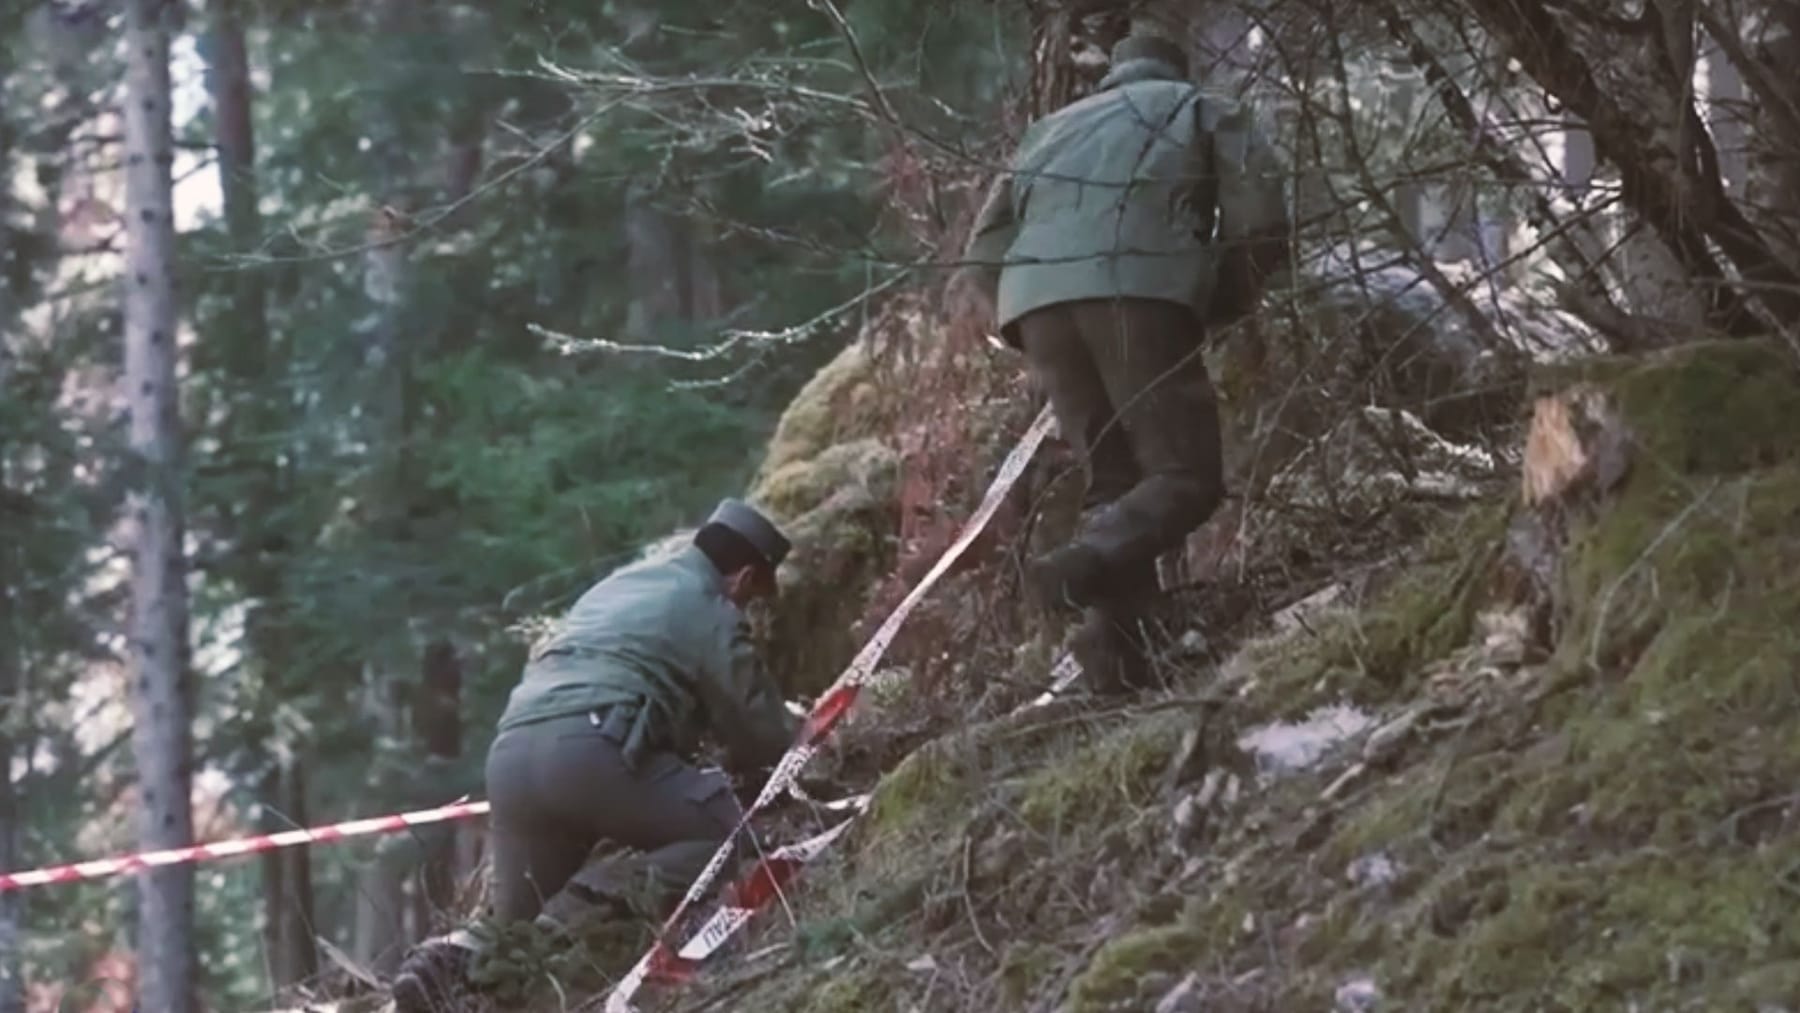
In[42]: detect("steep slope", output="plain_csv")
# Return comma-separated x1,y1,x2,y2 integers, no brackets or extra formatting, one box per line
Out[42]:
641,337,1800,1012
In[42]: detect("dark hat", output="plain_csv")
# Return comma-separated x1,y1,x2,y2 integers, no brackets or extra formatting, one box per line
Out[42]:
1110,33,1189,77
706,498,791,568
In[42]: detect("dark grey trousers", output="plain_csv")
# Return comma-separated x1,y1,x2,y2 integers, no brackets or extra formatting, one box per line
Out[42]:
1017,298,1225,688
483,711,741,925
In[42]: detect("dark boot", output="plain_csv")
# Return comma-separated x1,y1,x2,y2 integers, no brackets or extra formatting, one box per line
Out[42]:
1028,543,1110,614
391,932,478,1013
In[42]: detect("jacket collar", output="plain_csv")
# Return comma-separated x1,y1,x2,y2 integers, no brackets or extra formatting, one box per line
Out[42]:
675,543,728,594
1097,56,1187,92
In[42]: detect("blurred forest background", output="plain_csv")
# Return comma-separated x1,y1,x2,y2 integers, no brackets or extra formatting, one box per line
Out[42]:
1,0,1795,1009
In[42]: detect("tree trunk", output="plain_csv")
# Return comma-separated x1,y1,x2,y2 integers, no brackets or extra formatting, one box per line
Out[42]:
410,640,462,936
1467,0,1800,331
0,640,18,1013
624,183,687,340
1192,1,1258,91
351,0,422,972
205,0,321,989
0,79,21,1013
623,185,723,340
1701,39,1749,199
0,518,20,1013
1029,3,1129,118
257,760,315,989
1744,9,1800,266
353,675,408,974
123,1,196,1009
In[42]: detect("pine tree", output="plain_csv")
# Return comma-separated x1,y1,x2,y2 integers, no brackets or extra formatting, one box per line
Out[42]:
123,1,196,1008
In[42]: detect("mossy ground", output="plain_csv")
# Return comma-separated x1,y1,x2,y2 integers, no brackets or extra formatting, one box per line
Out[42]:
602,339,1800,1012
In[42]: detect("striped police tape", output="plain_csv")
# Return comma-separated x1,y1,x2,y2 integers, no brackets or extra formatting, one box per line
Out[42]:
603,405,1056,1011
1,404,1066,1010
0,799,490,894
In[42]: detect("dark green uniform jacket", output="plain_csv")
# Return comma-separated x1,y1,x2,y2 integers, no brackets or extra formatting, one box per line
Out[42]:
497,545,795,772
964,57,1288,340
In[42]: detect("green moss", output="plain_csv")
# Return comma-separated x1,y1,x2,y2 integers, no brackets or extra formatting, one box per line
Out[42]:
1387,846,1800,1009
864,735,979,842
798,965,888,1013
1236,500,1509,709
751,438,897,521
998,943,1060,1006
1068,923,1204,1011
1017,711,1187,833
756,341,884,481
1532,338,1800,475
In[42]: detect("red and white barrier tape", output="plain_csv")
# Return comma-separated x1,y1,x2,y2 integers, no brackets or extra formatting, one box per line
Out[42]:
0,799,489,894
674,797,867,963
604,404,1056,1011
0,403,1066,1010
637,650,1087,979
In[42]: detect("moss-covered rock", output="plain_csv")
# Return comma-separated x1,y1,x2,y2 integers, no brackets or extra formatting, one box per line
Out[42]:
745,340,904,697
753,340,888,483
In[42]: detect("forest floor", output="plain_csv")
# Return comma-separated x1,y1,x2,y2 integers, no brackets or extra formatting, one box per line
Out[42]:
316,327,1800,1013
630,336,1800,1013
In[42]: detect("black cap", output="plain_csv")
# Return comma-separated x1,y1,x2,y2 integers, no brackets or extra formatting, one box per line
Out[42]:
705,498,791,568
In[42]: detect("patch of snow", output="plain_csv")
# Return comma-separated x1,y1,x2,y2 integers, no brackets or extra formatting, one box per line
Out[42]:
1334,974,1382,1011
1237,703,1374,775
1347,852,1398,888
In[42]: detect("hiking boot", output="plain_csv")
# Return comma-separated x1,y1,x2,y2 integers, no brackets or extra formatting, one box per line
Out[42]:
391,932,477,1013
1027,544,1109,613
1071,606,1164,694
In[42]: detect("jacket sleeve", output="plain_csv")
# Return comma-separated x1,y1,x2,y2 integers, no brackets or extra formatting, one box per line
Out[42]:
696,614,798,773
957,172,1016,307
1200,99,1293,324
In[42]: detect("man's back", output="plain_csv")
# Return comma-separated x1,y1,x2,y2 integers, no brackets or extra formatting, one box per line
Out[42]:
963,39,1288,338
990,67,1218,332
498,546,729,738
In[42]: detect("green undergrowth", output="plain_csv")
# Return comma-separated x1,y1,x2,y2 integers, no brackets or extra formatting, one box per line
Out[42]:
653,339,1800,1012
1227,498,1509,716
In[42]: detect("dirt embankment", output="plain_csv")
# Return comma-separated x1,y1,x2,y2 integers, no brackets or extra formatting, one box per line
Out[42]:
648,331,1800,1013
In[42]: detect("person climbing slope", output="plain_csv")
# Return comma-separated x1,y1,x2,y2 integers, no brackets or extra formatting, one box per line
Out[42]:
959,31,1291,690
392,498,798,1011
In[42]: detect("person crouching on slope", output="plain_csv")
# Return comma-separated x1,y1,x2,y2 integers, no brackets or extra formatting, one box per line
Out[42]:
392,498,799,1011
958,32,1291,692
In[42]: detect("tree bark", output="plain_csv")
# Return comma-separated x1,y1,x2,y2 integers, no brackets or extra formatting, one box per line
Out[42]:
0,641,18,1013
123,1,197,1009
351,1,419,973
410,640,461,935
1701,37,1749,199
1028,2,1129,118
1743,8,1800,266
257,761,316,989
0,77,21,1013
205,0,321,989
0,515,20,1013
1466,0,1800,331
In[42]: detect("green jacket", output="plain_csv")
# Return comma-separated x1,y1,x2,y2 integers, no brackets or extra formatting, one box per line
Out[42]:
496,545,796,772
964,57,1289,341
